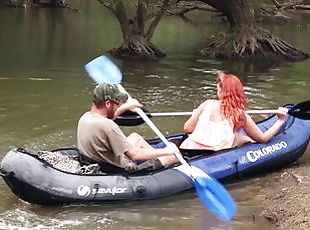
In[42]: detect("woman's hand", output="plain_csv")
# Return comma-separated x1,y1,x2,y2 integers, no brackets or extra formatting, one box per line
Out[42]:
276,107,288,122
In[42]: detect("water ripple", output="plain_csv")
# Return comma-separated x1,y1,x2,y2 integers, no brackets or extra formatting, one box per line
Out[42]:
0,77,11,80
28,77,52,81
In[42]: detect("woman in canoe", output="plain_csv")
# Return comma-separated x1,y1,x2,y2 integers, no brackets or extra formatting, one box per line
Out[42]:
180,73,288,150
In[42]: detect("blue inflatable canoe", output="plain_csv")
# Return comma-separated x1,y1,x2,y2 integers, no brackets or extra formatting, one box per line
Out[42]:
0,105,309,205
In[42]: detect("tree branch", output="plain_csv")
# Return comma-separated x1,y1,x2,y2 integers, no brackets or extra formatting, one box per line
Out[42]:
272,0,281,9
169,5,218,17
114,2,130,41
97,0,116,13
146,0,174,39
197,0,225,12
136,0,147,34
283,4,310,10
271,0,310,11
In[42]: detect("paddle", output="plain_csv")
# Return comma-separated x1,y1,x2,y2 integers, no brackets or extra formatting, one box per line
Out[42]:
115,101,310,126
84,55,237,220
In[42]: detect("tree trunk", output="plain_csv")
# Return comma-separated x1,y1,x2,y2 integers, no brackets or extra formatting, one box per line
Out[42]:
200,0,309,61
108,0,169,61
109,34,166,61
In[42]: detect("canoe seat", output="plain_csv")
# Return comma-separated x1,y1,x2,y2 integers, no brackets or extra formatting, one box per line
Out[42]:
180,148,216,160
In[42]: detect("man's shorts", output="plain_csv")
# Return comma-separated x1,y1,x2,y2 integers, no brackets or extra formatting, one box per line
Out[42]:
125,158,163,173
79,153,163,174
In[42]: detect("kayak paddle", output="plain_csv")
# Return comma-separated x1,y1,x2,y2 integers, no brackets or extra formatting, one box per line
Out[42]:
84,55,237,220
115,101,310,126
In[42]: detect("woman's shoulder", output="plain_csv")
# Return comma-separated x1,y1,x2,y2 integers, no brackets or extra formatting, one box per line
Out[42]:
201,99,218,105
195,99,219,115
200,99,219,108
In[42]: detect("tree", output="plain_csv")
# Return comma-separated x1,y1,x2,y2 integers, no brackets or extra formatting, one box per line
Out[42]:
97,0,176,61
197,0,309,61
6,0,67,8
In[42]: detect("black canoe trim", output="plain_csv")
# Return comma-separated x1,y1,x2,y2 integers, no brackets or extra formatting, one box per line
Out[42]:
13,148,182,177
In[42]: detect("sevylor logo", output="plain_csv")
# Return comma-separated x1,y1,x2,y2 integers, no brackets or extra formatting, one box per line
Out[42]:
77,185,92,197
246,141,288,163
77,185,127,197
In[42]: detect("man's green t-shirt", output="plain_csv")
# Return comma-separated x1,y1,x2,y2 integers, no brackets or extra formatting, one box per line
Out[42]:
77,112,135,169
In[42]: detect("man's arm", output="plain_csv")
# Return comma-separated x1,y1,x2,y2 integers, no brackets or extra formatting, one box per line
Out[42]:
114,99,143,119
126,143,178,161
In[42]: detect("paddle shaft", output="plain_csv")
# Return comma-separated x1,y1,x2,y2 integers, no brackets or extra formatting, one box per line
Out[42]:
117,85,193,171
85,55,237,220
119,86,236,220
144,110,281,117
116,101,310,126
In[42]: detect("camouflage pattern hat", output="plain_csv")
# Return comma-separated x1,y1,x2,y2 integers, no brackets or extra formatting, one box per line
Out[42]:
93,83,128,103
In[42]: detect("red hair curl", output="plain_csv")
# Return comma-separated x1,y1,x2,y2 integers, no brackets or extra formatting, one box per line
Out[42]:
217,73,246,128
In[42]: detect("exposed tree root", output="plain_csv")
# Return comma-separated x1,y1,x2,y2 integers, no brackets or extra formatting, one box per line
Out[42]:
201,26,309,61
109,35,166,61
273,0,310,11
259,7,291,25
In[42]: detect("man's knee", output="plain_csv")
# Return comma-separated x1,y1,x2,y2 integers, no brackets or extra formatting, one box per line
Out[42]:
127,132,145,147
128,132,140,139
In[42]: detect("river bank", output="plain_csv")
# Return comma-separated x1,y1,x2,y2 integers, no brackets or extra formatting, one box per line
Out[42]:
259,156,310,230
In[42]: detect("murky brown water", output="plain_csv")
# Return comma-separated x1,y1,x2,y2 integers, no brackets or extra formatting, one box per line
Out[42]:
0,1,309,229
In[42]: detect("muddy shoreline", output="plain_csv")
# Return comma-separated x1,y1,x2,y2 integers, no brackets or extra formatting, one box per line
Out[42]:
259,159,310,230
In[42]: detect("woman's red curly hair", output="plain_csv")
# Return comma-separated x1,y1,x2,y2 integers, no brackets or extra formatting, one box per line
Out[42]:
217,73,246,128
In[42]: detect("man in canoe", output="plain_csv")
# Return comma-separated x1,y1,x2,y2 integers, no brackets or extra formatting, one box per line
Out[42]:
77,83,178,173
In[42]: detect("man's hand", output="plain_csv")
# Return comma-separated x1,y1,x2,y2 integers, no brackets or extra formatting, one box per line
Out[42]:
164,142,180,155
123,98,143,112
114,98,143,119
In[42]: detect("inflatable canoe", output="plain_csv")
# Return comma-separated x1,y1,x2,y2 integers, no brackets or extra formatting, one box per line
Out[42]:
1,105,309,205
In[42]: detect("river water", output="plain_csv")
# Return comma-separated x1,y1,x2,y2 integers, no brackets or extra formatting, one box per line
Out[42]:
0,1,309,229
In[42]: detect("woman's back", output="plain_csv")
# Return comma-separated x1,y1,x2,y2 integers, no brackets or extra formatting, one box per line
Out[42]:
181,73,287,151
181,100,235,151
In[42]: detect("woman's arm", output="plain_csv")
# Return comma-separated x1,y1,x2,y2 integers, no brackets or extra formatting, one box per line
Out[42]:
183,101,207,133
242,107,287,143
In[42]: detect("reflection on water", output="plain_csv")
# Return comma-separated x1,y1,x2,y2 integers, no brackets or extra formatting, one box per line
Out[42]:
0,0,309,229
0,190,272,230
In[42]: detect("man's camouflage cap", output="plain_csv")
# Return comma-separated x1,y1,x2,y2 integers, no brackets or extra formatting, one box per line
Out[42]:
93,83,128,103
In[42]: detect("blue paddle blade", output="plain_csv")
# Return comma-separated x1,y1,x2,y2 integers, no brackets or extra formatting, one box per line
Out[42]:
194,177,237,220
84,55,123,84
